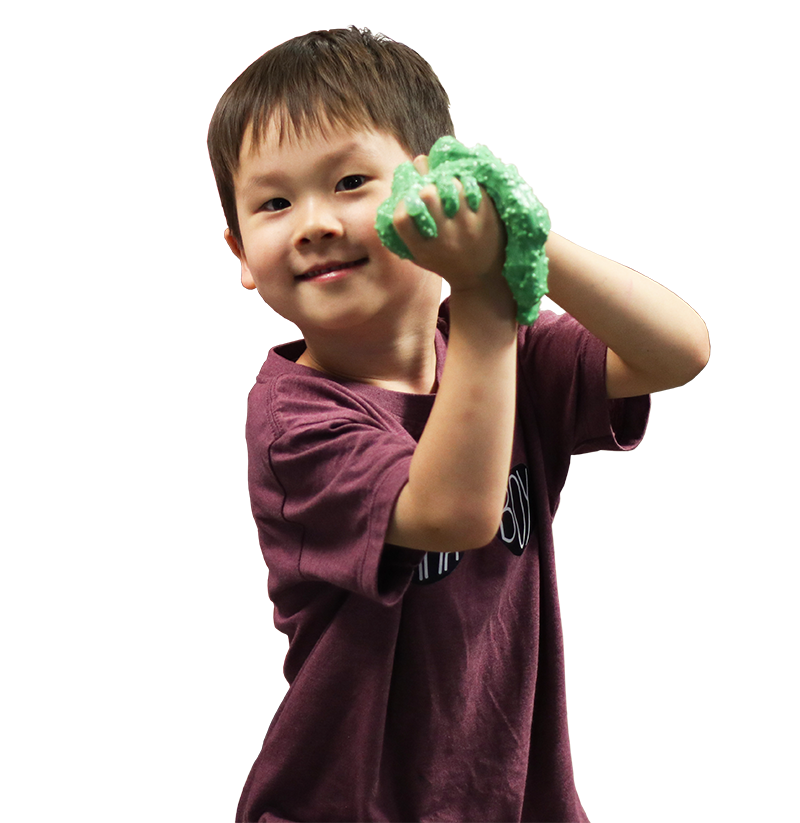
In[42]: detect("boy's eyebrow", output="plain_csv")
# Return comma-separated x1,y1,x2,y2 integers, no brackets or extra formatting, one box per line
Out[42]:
240,140,377,193
241,172,285,191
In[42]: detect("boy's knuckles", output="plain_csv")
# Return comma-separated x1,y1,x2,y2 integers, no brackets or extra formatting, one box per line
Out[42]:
388,177,504,281
412,155,430,175
417,184,442,209
391,203,413,230
393,212,437,254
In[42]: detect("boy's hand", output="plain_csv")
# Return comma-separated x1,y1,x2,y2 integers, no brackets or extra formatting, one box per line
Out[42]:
389,156,507,293
376,137,550,324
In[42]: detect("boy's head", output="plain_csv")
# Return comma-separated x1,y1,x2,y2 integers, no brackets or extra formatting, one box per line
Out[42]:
207,27,454,244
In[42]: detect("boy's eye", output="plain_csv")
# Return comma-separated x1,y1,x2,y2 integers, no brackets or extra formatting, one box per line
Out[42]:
336,175,367,192
262,197,291,212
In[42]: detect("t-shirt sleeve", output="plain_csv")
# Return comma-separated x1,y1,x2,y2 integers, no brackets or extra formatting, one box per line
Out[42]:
518,310,650,455
246,374,422,605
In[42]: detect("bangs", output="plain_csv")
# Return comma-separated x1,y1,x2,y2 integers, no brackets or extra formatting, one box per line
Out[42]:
248,96,392,153
242,45,414,155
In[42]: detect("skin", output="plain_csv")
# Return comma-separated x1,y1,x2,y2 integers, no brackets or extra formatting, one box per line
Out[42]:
226,123,443,393
225,120,710,553
544,233,711,397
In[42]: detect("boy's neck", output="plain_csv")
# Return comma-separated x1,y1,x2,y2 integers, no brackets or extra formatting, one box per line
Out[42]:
296,316,440,394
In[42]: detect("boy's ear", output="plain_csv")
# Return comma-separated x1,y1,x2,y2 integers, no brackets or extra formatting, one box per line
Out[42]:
224,228,257,290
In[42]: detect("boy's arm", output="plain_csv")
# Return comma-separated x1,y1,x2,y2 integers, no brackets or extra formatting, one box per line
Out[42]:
384,166,519,554
386,280,518,554
383,171,710,554
544,233,710,399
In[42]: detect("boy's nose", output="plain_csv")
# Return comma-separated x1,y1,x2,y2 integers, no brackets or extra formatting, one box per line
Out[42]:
293,198,344,246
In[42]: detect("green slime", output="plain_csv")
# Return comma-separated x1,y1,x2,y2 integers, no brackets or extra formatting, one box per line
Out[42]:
375,136,550,325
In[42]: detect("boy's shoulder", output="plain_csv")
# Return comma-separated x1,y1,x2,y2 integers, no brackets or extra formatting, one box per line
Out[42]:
246,332,446,446
246,344,375,442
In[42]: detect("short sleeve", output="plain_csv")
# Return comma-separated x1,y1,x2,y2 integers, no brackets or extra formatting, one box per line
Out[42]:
246,373,422,605
517,310,650,455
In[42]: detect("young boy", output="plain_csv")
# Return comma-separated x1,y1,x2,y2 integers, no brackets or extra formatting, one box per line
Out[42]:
208,27,709,823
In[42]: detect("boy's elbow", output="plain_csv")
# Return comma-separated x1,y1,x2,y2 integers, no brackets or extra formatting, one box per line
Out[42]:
655,321,711,392
391,491,501,553
680,323,711,386
425,503,501,553
656,343,709,394
697,325,711,373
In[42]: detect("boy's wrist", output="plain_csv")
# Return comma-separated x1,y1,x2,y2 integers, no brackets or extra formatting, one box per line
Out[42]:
448,273,518,334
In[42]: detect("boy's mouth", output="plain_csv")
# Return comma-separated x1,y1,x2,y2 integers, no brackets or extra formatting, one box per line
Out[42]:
296,258,368,281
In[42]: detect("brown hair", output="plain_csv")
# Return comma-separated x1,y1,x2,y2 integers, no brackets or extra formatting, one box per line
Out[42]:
207,27,454,243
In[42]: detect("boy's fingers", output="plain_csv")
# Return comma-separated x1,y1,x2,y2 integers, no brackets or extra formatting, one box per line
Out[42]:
434,176,461,218
393,191,438,242
458,174,482,212
412,155,430,175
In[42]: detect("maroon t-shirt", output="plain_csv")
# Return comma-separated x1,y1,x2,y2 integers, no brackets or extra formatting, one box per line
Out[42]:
237,306,650,822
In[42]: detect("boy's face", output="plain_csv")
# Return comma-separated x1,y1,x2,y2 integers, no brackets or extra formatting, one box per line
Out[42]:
226,120,441,339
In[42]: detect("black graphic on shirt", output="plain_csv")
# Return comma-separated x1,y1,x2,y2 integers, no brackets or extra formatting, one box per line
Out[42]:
413,550,462,585
412,462,532,584
499,463,531,556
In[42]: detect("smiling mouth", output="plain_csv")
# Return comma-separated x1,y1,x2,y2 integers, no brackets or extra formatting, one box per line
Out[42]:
296,258,368,280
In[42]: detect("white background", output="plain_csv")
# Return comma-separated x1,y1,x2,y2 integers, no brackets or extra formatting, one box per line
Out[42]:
0,3,800,823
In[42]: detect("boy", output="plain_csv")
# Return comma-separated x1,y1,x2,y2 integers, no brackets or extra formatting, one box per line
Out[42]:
208,27,709,823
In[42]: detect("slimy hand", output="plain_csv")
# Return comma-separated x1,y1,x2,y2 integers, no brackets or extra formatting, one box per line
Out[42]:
386,153,505,290
375,137,551,325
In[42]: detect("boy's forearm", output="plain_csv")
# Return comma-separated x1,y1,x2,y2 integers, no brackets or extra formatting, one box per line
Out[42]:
386,278,518,553
545,233,710,398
